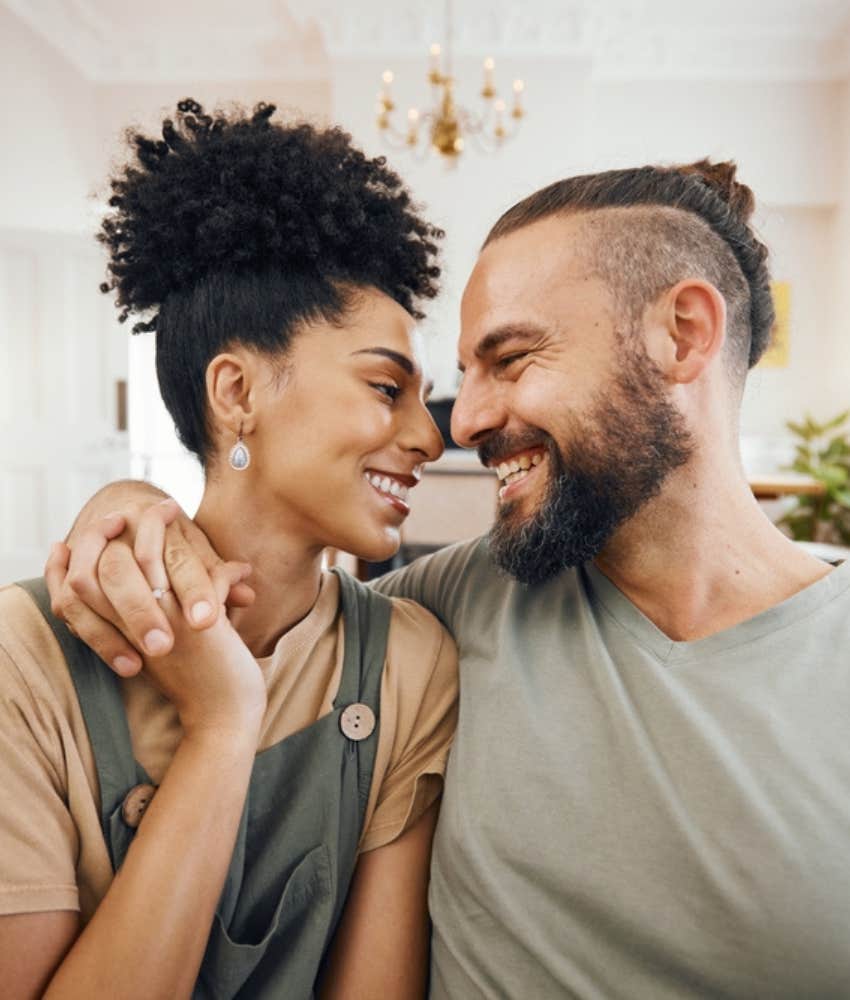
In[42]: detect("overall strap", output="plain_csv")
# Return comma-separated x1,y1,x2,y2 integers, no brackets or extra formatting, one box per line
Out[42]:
16,579,147,852
331,568,392,811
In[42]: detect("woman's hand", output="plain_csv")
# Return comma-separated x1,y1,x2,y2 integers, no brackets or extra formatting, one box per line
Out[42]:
142,590,267,738
45,488,255,675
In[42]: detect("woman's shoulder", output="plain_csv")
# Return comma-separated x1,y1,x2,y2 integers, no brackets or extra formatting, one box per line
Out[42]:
0,581,78,709
0,581,55,674
357,593,458,854
382,595,458,699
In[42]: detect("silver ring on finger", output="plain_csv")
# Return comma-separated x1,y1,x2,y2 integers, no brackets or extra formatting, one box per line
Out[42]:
152,586,171,601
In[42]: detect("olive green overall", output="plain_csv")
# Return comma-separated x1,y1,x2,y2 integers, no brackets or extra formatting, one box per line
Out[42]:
20,570,391,999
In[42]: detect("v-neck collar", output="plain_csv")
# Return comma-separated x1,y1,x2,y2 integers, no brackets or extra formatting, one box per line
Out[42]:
581,558,850,665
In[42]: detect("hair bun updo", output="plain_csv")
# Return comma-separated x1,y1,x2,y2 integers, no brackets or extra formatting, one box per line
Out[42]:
98,98,443,334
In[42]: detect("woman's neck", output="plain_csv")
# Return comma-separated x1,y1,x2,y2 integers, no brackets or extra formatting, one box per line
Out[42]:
194,486,326,658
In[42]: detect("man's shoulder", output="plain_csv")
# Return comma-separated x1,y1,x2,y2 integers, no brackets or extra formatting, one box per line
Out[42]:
410,535,495,580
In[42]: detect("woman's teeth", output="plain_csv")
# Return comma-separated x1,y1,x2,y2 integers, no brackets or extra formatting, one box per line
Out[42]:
496,451,543,486
365,472,409,502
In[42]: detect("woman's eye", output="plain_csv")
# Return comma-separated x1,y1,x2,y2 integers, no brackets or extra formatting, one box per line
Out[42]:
370,382,401,401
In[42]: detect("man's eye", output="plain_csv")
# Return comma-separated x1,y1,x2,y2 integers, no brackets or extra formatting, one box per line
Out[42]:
496,352,527,370
371,382,401,401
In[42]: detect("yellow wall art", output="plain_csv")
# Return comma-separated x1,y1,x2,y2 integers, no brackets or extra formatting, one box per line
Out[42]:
759,281,790,368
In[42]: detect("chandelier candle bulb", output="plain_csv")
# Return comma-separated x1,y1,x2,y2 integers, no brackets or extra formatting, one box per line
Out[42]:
406,108,420,145
482,56,496,99
429,43,443,84
380,70,395,112
512,79,525,118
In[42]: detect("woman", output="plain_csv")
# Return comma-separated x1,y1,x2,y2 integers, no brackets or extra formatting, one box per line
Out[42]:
0,99,457,998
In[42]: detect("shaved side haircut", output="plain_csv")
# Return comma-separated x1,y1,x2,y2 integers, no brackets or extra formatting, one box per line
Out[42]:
484,160,774,385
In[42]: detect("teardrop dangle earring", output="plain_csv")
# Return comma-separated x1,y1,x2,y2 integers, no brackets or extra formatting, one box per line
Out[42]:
228,423,251,471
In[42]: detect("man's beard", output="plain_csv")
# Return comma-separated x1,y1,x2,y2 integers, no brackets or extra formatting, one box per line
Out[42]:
481,345,693,585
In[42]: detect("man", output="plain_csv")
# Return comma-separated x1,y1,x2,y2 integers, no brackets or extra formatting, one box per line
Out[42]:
46,160,850,997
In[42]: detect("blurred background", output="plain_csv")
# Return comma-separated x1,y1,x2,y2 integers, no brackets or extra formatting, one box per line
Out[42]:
3,0,850,577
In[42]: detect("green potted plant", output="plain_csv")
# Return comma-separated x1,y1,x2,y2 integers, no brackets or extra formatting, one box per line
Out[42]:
777,410,850,544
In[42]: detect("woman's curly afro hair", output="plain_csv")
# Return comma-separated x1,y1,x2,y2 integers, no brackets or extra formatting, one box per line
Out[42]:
98,98,444,463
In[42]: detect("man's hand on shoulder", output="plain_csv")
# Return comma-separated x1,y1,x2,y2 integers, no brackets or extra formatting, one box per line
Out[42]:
44,480,254,676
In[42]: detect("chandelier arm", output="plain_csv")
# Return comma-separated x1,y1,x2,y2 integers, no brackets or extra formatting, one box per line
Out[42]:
379,119,416,150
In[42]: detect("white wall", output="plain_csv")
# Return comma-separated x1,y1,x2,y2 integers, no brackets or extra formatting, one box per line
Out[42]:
828,79,850,422
0,6,100,235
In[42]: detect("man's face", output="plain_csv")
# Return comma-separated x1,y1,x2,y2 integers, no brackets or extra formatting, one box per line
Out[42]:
452,214,692,583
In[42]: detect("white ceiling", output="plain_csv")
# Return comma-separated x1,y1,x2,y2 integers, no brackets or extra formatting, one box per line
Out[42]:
5,0,850,82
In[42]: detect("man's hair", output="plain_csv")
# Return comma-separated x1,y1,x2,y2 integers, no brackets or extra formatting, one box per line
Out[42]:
98,98,443,463
484,160,773,377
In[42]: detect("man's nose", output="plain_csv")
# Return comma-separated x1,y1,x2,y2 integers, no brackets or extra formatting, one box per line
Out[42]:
451,372,507,449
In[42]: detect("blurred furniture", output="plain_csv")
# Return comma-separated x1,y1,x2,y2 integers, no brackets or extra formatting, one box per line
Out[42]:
749,475,825,500
794,540,849,562
402,450,498,547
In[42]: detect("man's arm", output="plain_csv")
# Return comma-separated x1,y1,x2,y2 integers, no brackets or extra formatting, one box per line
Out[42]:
45,481,253,673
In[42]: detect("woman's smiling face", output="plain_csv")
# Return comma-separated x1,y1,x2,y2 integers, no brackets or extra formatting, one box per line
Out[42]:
235,287,444,562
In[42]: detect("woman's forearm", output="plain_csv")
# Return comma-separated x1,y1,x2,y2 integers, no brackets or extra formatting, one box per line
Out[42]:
45,725,257,1000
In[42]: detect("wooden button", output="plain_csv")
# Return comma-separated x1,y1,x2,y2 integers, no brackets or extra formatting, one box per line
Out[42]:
121,783,157,829
340,703,376,741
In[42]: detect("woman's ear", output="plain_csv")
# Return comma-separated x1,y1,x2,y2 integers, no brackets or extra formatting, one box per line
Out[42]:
645,279,727,384
205,350,258,435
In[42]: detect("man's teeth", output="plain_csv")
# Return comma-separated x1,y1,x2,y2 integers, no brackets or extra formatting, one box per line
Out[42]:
496,452,543,484
365,472,409,501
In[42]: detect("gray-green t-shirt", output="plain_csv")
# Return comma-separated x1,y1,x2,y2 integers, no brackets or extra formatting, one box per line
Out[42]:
375,537,850,999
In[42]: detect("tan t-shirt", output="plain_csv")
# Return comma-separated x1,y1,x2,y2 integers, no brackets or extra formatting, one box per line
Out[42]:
0,572,458,922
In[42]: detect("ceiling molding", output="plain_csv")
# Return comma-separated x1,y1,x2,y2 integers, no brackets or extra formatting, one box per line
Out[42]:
5,0,850,83
2,0,328,82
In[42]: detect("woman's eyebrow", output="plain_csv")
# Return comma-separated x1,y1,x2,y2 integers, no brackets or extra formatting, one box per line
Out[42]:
350,347,415,376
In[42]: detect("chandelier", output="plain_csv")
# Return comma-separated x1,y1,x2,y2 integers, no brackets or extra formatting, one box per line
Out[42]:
375,1,526,160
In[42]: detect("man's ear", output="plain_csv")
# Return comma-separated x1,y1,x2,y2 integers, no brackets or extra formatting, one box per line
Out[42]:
645,279,727,384
205,350,259,435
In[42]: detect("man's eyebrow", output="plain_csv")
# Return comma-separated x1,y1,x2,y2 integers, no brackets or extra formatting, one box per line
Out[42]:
350,347,415,376
457,323,546,372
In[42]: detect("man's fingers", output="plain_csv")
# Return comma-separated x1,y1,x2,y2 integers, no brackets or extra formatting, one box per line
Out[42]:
182,517,227,572
210,561,254,610
226,581,257,609
45,542,71,615
46,533,142,674
64,514,130,622
98,541,174,657
58,589,143,676
163,522,222,629
134,498,181,591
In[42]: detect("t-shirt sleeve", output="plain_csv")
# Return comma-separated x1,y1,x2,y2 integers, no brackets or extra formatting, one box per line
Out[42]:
370,536,488,636
0,630,80,915
358,600,459,854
